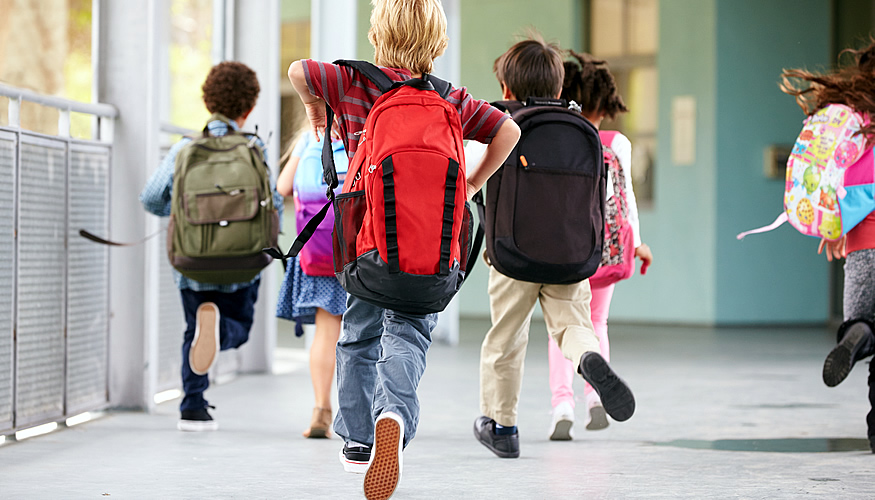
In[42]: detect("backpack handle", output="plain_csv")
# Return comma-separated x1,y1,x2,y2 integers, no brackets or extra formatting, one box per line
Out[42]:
202,112,237,138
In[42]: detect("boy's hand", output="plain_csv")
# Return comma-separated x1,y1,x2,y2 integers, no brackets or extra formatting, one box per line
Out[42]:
818,236,846,262
635,243,652,275
304,100,327,140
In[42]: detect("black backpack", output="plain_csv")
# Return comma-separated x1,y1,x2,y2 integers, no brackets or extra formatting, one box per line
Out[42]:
477,98,605,284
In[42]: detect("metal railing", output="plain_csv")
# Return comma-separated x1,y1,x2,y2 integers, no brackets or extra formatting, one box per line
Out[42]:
0,85,116,433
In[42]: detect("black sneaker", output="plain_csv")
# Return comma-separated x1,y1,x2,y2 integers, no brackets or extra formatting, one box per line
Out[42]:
339,442,371,474
177,406,218,432
578,352,635,422
823,321,875,387
473,416,519,458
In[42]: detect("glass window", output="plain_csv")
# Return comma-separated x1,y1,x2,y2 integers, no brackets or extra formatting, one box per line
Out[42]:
0,0,93,136
168,0,214,131
589,0,658,206
279,1,311,156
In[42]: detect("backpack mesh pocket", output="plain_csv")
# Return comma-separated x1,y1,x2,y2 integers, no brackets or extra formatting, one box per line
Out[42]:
333,190,367,273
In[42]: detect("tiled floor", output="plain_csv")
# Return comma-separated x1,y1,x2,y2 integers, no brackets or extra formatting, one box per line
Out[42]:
2,319,874,499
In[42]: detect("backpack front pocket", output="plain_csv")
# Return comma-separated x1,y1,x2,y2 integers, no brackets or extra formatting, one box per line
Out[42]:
333,190,367,273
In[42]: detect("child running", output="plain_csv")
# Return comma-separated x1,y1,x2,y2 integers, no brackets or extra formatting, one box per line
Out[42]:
475,37,635,460
546,51,653,439
288,0,520,497
275,125,348,439
782,39,875,452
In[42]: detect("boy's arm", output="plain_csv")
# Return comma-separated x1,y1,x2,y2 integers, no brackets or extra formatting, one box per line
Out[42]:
288,60,327,139
465,119,520,200
140,139,188,216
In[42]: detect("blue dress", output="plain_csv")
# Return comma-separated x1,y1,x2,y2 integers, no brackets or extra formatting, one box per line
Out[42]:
277,256,347,336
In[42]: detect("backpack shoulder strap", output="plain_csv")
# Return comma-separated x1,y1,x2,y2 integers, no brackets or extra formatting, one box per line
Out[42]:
490,100,526,116
334,59,393,94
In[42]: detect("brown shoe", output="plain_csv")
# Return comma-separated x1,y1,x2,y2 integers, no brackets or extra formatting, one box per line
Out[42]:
189,302,219,376
303,407,332,438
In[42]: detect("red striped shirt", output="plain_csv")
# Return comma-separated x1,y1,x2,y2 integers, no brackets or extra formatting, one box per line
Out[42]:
303,59,508,158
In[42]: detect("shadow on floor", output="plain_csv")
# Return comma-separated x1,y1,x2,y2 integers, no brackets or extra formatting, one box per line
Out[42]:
651,437,871,453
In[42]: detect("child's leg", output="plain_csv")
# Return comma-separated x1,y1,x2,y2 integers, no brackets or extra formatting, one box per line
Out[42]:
541,279,634,422
480,267,541,427
539,280,600,370
372,309,437,447
311,308,342,409
334,296,385,447
547,337,575,408
582,283,615,402
180,290,209,412
179,283,259,412
216,283,259,350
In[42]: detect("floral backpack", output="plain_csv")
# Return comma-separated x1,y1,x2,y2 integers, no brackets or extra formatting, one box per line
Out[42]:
589,130,636,288
738,104,874,241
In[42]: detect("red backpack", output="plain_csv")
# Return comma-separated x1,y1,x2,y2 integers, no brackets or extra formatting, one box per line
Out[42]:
272,60,480,314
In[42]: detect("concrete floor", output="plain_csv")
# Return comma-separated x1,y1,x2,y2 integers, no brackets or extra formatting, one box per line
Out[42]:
2,319,875,499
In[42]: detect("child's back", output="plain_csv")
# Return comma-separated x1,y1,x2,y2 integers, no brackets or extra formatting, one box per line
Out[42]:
474,36,636,461
288,1,520,497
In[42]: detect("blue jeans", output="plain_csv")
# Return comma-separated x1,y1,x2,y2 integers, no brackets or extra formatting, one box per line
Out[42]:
333,295,436,448
179,283,259,411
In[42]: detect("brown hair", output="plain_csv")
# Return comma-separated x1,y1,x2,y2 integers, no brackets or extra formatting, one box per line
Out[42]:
368,0,448,75
202,61,260,120
780,38,875,139
494,36,564,100
561,50,627,120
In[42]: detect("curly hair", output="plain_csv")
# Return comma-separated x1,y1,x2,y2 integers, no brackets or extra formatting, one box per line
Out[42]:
561,50,628,120
494,36,564,100
201,61,260,120
780,38,875,139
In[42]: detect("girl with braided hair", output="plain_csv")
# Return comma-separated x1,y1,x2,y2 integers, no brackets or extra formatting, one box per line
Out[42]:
785,39,875,452
546,50,653,439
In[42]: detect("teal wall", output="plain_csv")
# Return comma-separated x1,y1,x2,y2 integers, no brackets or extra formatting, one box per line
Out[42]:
609,0,719,323
713,0,831,323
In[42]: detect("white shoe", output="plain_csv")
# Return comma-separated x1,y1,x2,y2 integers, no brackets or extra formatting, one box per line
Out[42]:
339,443,371,474
548,401,575,441
190,302,220,375
585,394,610,431
364,412,404,500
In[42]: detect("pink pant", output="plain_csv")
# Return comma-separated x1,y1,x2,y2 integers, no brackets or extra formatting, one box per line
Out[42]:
548,283,615,408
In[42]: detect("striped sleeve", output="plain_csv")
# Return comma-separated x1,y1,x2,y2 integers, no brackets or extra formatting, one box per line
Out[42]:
448,87,509,144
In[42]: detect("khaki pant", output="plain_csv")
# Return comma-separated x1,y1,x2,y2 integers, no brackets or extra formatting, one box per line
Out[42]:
480,266,600,427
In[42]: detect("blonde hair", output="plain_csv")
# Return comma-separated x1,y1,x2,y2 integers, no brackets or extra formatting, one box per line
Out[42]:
368,0,449,75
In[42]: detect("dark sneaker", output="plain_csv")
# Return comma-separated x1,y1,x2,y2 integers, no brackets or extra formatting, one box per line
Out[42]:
473,416,519,458
364,412,404,500
823,321,874,387
339,442,371,474
190,302,220,376
578,352,635,422
177,406,218,432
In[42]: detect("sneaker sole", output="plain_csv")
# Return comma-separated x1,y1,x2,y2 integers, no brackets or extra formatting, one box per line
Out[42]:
549,419,574,441
190,303,219,376
364,415,402,500
177,420,219,432
823,326,866,387
580,353,635,422
586,405,610,431
339,449,369,474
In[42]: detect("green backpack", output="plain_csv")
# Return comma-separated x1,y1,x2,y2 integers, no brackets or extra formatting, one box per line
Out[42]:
168,113,279,284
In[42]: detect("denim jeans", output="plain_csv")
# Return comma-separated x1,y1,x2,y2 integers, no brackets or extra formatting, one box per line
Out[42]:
333,295,436,448
179,283,259,411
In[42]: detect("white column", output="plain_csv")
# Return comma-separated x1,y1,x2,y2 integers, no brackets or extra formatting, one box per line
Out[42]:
95,0,164,409
432,0,460,84
311,0,358,62
232,0,282,373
